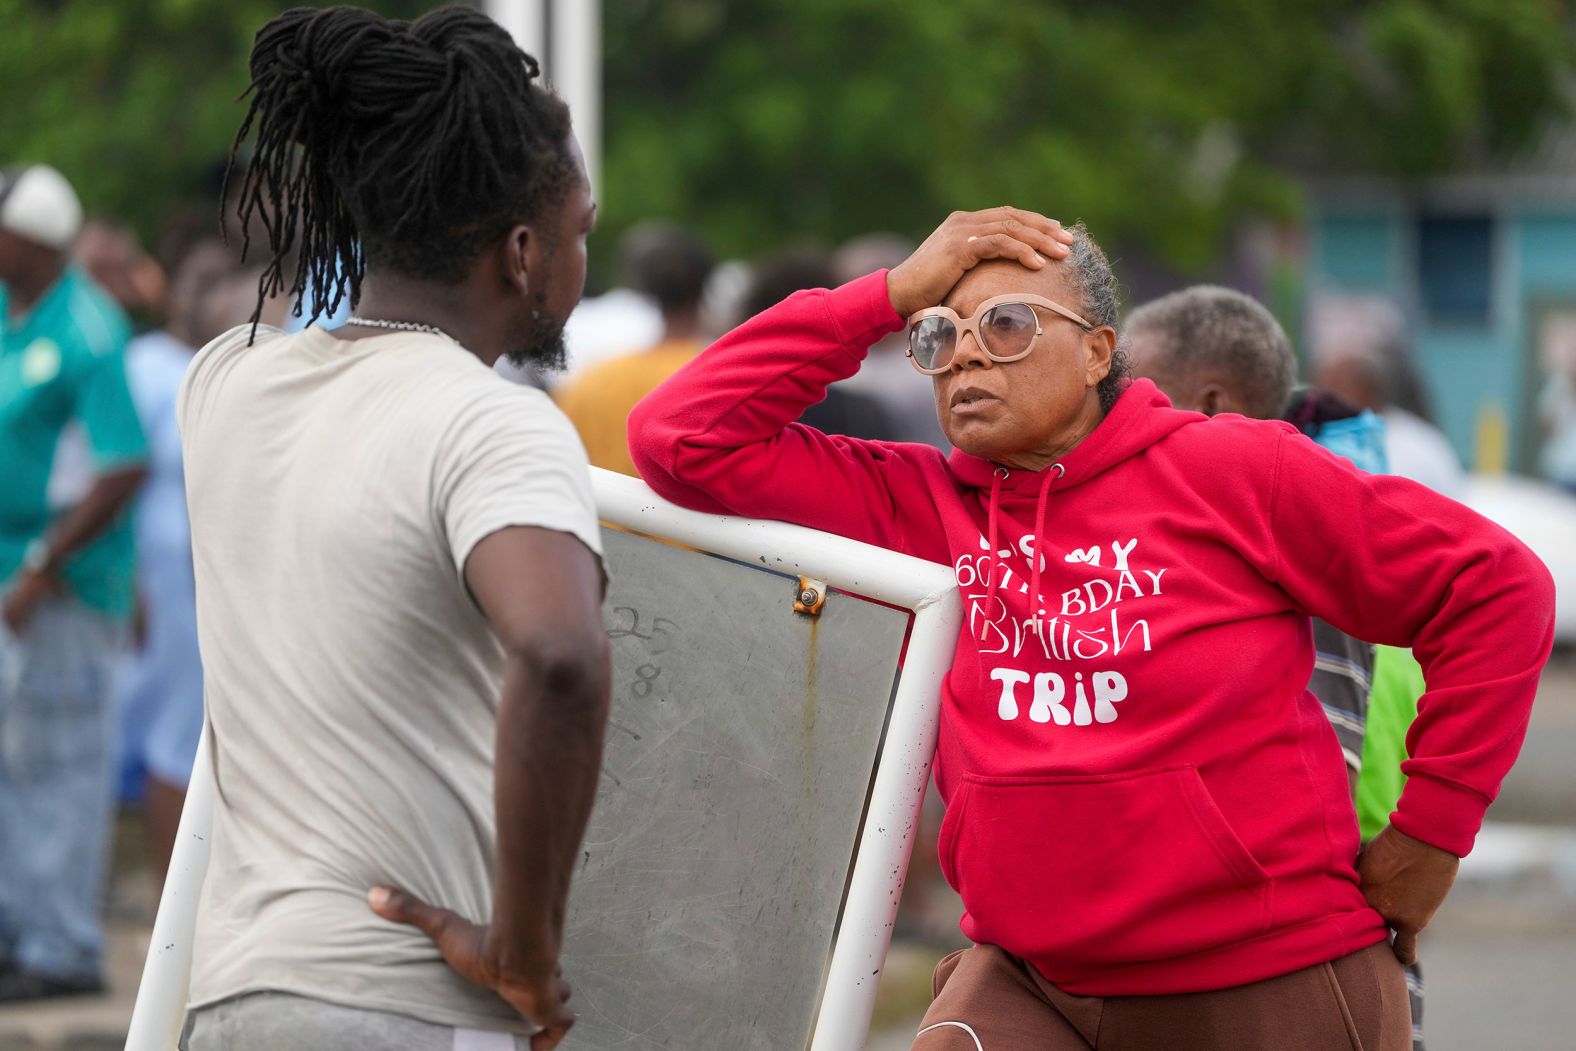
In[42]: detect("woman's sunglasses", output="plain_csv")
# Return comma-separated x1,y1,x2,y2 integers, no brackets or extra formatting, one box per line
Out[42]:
906,294,1094,375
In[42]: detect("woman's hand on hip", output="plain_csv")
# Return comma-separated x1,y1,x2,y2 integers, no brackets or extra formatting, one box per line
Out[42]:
886,208,1074,318
1356,825,1460,964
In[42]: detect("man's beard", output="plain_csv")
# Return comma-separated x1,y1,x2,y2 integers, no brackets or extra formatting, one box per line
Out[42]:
506,305,569,373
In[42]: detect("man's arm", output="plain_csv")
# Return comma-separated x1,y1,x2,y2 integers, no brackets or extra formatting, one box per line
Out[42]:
2,465,146,630
372,526,610,1050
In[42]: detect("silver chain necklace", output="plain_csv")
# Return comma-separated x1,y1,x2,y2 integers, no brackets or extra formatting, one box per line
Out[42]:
344,316,457,343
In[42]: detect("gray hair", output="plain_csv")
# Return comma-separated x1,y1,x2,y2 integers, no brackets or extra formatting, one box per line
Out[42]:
1061,223,1129,412
1125,285,1296,420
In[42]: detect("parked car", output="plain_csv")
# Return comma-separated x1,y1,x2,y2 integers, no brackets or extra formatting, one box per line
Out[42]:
1465,474,1576,643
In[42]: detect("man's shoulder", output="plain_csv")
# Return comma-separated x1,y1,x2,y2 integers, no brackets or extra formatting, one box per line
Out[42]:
176,324,286,430
182,322,269,388
184,322,267,372
444,369,580,446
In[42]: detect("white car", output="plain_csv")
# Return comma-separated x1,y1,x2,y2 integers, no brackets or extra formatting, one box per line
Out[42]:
1465,474,1576,643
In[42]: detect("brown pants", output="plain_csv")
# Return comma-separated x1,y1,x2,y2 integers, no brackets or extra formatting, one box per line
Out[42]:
912,941,1410,1051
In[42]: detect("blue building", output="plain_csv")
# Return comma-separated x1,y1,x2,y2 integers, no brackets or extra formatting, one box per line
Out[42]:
1306,133,1576,475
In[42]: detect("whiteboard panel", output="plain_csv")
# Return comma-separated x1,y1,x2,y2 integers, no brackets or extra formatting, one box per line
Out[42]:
124,472,959,1051
560,528,911,1049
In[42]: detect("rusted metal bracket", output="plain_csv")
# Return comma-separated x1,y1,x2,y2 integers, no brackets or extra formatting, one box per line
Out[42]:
794,576,828,616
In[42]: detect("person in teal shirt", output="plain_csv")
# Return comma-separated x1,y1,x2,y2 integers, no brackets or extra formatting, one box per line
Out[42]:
0,164,148,1002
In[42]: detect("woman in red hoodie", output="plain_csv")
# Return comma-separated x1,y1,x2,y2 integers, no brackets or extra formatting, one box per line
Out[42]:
628,209,1554,1050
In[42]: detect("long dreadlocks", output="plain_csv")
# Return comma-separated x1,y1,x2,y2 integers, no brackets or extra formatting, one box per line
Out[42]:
226,5,575,328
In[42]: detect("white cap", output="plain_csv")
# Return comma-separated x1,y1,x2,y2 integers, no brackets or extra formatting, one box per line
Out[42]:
0,165,84,251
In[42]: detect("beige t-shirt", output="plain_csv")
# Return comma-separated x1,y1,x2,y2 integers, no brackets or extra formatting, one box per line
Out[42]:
178,325,602,1031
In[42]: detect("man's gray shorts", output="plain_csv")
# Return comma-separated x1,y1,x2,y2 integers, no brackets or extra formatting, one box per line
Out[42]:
181,992,532,1050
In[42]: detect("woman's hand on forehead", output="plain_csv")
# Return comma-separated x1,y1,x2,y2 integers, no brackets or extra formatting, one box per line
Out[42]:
887,208,1074,318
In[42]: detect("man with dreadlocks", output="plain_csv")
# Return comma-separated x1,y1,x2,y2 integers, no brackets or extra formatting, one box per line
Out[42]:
175,7,608,1049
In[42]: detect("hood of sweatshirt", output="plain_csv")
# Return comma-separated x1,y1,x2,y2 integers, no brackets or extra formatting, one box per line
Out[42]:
947,378,1201,496
945,379,1204,621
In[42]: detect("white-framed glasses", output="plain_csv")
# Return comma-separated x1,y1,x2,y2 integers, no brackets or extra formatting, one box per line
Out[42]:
906,294,1094,374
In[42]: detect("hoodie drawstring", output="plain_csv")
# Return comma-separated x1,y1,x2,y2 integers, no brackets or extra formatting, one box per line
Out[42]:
1027,464,1064,629
986,463,1064,632
985,468,1006,622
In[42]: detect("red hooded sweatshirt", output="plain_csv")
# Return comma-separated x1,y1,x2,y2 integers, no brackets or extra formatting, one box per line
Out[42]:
627,271,1555,996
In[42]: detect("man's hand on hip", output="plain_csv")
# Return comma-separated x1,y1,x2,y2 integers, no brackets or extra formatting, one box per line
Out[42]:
1357,824,1460,964
369,886,573,1050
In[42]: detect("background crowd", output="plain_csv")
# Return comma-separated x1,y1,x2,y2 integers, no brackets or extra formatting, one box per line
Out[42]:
2,1,1575,1047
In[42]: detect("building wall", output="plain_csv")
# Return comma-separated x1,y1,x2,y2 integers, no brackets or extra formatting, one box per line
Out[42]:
1308,202,1576,474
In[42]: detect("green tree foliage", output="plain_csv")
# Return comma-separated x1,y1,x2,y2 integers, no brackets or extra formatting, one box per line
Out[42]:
602,0,1575,269
1,0,1570,274
0,0,433,250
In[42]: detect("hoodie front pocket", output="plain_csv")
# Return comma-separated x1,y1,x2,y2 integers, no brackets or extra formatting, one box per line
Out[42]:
952,765,1273,978
937,779,975,890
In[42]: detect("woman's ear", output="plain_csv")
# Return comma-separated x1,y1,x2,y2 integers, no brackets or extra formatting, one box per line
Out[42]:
1086,325,1118,386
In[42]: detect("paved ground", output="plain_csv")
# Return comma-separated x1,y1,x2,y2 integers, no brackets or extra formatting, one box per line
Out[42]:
5,652,1575,1049
0,838,155,1050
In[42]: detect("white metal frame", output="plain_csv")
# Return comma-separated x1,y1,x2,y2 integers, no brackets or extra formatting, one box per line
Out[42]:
124,470,961,1051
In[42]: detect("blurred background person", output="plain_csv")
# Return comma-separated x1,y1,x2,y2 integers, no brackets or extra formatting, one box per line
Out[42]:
0,163,147,1003
1537,329,1576,494
544,284,663,390
736,252,897,441
834,234,949,448
111,238,237,889
73,217,216,888
73,219,169,332
1307,294,1466,499
555,222,714,475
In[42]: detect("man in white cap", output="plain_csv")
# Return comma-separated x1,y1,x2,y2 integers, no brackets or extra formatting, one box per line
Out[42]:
0,163,148,1002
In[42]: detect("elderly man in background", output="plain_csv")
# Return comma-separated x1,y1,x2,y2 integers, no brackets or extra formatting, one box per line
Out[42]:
1126,284,1429,1050
0,164,148,1002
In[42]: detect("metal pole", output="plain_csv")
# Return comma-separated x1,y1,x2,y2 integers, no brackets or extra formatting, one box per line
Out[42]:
487,0,599,197
550,0,602,197
484,0,546,68
808,586,960,1051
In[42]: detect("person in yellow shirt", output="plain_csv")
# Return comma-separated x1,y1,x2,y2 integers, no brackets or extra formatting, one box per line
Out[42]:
556,224,713,475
